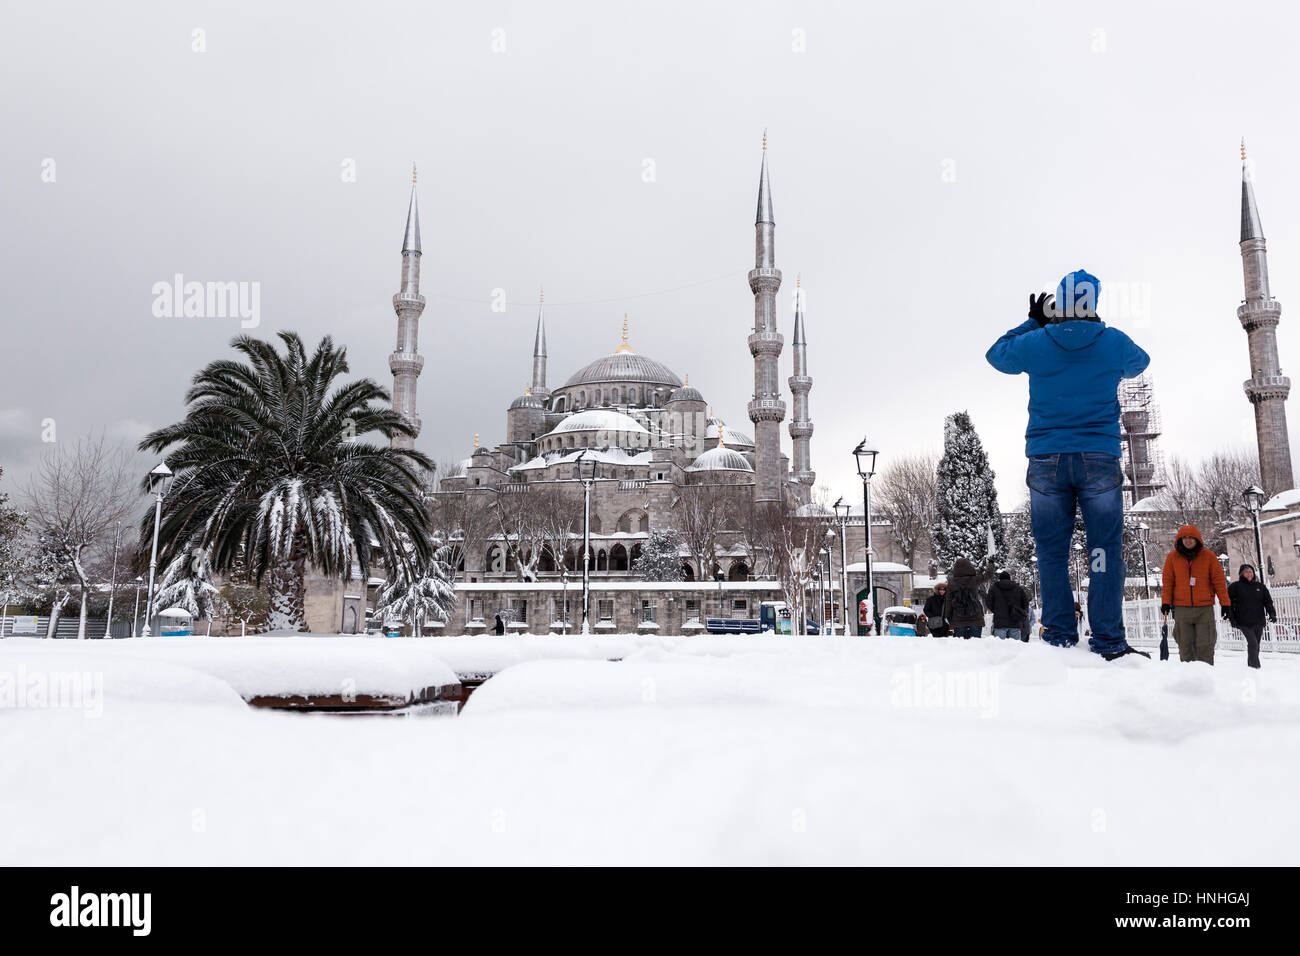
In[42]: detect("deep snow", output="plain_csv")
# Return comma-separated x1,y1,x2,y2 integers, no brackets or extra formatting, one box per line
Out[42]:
2,634,1296,866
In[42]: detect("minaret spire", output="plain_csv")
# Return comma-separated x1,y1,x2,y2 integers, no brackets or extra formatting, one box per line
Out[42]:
390,166,426,450
789,274,814,497
1237,145,1294,494
747,131,786,504
531,288,549,398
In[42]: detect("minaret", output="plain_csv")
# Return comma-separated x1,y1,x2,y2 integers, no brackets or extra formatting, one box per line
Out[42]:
747,131,786,504
788,275,814,497
531,289,549,399
390,164,426,450
1238,142,1294,494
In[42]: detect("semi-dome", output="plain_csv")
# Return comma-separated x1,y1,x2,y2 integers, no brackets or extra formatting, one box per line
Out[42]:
705,422,755,448
563,352,683,389
686,446,754,473
546,409,650,437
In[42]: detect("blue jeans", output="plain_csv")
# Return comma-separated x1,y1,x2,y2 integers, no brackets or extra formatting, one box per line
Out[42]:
1027,452,1128,656
993,627,1022,641
953,625,982,639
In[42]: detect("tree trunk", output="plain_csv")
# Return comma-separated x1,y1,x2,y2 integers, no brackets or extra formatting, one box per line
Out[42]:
266,532,308,632
77,589,89,640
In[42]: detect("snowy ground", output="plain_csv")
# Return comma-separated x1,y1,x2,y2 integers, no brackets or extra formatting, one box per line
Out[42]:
2,634,1297,866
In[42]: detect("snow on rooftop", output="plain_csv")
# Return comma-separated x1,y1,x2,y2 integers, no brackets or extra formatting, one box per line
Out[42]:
545,409,649,437
1263,488,1300,512
509,447,652,472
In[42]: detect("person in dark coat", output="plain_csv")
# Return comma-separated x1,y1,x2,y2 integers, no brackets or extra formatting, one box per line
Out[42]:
986,570,1029,640
922,582,950,637
494,613,505,635
1227,563,1275,669
943,558,986,638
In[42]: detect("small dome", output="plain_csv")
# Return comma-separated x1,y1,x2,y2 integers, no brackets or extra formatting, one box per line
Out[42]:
669,384,704,403
1131,493,1174,513
472,446,492,458
546,409,649,437
509,393,544,410
705,422,755,448
686,446,754,473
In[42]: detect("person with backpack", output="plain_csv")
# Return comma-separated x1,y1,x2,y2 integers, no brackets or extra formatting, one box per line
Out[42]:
943,558,986,638
985,269,1151,661
1160,525,1231,664
987,570,1029,641
1227,563,1275,669
922,581,950,637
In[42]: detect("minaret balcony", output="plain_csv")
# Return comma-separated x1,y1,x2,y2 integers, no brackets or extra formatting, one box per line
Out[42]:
747,267,782,293
788,374,813,391
789,421,814,439
747,330,785,355
1237,298,1281,330
1244,374,1291,403
389,352,425,376
747,397,787,422
393,292,426,311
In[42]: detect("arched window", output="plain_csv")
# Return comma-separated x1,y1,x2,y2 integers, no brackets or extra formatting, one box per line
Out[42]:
596,549,608,571
630,543,643,566
578,390,586,407
681,562,695,581
728,562,750,582
610,544,628,572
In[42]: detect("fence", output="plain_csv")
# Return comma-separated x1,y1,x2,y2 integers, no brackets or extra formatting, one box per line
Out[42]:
1121,591,1300,655
2,617,139,639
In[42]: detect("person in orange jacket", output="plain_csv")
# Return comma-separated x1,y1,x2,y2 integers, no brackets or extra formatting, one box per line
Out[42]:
1160,524,1231,664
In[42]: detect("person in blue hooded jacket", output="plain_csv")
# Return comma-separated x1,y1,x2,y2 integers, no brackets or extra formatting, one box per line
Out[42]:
986,269,1151,660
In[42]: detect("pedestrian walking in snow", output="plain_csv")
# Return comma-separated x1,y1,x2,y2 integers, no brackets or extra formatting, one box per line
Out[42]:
922,582,950,637
1227,563,1275,669
1160,525,1231,665
943,558,985,638
987,570,1029,640
1023,602,1038,642
985,269,1151,660
494,613,505,635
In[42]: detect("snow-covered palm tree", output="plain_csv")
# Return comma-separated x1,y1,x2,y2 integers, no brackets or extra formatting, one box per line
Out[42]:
138,332,432,631
150,544,220,620
374,541,457,635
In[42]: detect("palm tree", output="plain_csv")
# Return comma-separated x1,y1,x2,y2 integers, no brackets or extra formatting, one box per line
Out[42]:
138,332,432,631
374,539,457,636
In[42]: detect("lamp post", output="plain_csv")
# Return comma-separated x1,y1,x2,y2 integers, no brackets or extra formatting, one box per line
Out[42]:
1136,522,1152,600
833,497,851,636
141,463,173,638
813,566,823,635
578,450,596,634
131,575,143,638
103,519,120,640
716,568,725,621
1218,553,1231,582
853,438,879,636
1029,555,1038,604
1243,484,1268,585
1071,541,1084,598
561,568,569,635
823,535,835,634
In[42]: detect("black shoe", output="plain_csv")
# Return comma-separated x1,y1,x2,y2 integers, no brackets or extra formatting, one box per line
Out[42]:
1102,646,1151,662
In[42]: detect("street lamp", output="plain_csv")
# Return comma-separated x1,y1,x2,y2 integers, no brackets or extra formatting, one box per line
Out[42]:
822,532,835,635
132,575,143,638
833,497,851,636
812,566,822,635
716,568,726,621
1218,553,1231,581
1071,541,1084,599
1243,484,1268,585
1136,522,1152,601
1029,554,1038,604
578,451,596,634
853,438,879,636
103,519,121,640
141,462,173,637
561,568,569,635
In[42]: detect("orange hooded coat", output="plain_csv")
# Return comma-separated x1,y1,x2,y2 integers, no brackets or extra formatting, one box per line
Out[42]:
1161,525,1231,609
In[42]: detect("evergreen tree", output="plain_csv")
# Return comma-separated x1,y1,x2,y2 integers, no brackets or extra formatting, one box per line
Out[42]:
931,411,1005,574
632,528,685,582
151,544,220,619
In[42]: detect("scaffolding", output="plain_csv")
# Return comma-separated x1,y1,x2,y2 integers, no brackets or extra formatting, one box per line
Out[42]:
1119,374,1166,507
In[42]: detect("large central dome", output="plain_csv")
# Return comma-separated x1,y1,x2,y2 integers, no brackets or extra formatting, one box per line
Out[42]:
563,351,683,389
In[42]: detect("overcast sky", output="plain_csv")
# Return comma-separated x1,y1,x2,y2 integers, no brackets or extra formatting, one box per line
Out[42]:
4,0,1299,512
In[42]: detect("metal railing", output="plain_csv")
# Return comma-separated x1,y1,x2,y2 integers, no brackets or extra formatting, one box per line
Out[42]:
1121,594,1300,654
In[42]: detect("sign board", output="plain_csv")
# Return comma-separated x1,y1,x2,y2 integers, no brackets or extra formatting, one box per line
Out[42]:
13,616,38,635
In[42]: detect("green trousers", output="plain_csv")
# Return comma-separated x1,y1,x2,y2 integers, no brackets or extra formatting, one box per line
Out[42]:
1173,604,1217,665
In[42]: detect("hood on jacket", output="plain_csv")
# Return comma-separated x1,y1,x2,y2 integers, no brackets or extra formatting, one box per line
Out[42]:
1238,563,1257,580
951,558,978,583
1044,321,1107,351
1175,524,1205,560
993,578,1019,592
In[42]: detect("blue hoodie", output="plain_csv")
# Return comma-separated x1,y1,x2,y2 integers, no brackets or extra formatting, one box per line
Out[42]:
985,318,1150,456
